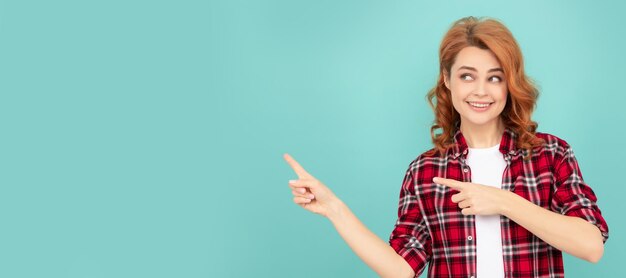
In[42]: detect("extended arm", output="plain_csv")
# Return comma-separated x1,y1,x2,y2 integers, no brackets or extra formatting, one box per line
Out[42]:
327,200,415,278
284,153,419,277
500,192,604,263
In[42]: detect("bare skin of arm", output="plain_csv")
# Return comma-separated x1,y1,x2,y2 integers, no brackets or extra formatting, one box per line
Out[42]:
284,153,415,278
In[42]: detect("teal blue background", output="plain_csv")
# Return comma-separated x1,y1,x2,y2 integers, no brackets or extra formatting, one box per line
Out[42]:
1,0,624,277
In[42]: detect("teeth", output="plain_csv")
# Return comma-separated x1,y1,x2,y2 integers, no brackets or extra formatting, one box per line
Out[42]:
469,102,491,108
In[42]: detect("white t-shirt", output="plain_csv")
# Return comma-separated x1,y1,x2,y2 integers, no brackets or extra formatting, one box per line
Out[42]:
466,143,506,278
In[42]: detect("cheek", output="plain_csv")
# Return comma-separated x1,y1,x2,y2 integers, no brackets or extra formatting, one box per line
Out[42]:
450,83,471,98
500,83,508,95
492,85,508,101
501,89,509,102
449,89,467,107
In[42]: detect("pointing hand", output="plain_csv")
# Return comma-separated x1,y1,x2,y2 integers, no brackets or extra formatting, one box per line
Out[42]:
284,153,342,218
433,177,509,216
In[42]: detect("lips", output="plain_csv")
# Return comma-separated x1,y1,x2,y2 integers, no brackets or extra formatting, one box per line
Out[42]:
466,101,493,111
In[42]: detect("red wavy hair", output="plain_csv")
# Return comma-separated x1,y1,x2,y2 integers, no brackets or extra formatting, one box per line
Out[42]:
424,16,545,161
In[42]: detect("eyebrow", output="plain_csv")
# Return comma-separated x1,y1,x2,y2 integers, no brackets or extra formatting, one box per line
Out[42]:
457,66,503,73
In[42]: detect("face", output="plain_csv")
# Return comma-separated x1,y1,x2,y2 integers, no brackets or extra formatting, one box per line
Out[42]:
443,46,508,129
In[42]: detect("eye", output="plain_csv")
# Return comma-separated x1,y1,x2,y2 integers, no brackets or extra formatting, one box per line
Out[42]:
460,74,474,81
489,76,503,83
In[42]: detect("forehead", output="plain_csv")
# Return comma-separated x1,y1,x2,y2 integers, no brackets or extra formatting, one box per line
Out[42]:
452,46,501,71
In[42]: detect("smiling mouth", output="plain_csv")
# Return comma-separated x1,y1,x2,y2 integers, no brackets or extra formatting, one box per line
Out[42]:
466,101,494,108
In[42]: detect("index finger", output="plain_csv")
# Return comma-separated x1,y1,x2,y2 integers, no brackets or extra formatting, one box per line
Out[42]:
283,153,313,179
433,177,464,190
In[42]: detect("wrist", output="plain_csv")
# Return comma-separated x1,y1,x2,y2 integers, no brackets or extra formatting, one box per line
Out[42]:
499,190,517,217
327,198,348,222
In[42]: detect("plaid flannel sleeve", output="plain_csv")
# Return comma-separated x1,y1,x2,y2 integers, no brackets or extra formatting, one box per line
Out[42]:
551,145,609,243
389,164,432,277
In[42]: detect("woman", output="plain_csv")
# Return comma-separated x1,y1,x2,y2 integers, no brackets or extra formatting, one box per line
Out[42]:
284,16,609,278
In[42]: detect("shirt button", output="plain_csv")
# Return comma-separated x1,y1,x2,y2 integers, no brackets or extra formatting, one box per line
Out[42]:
463,168,469,173
467,235,473,241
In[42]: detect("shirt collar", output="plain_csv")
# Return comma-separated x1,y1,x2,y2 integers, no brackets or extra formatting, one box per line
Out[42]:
450,125,519,159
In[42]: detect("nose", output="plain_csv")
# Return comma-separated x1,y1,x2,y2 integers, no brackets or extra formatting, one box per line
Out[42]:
473,79,488,96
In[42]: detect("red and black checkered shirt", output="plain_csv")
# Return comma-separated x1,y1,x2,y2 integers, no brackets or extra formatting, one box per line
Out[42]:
389,127,609,277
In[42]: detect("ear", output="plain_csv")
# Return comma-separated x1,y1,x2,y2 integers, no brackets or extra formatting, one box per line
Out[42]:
443,70,450,90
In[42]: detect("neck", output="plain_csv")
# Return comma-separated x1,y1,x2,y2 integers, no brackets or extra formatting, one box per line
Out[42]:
460,118,505,148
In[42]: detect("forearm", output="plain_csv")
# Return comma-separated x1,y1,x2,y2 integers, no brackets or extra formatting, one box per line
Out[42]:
500,191,604,262
327,200,413,278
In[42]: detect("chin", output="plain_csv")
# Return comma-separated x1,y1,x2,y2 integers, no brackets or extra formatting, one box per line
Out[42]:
461,115,501,126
